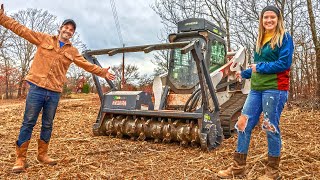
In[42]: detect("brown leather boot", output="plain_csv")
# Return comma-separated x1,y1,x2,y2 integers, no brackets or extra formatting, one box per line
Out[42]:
12,141,30,173
37,139,57,165
257,156,281,180
217,152,247,179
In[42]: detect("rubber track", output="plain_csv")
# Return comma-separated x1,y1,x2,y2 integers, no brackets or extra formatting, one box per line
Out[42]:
219,93,247,137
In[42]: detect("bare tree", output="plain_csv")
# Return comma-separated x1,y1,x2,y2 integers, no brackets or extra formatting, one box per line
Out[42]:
201,0,232,50
137,73,154,87
111,63,140,89
0,50,18,99
0,26,10,48
284,0,307,100
152,50,169,76
0,26,12,98
152,0,205,33
306,0,320,98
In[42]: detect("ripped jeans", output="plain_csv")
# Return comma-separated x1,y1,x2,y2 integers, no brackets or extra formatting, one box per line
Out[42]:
236,89,288,157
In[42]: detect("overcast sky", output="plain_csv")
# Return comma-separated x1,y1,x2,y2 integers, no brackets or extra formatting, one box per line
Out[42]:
3,0,164,74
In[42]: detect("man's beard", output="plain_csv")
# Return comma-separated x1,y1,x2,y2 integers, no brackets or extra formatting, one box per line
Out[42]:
61,31,72,40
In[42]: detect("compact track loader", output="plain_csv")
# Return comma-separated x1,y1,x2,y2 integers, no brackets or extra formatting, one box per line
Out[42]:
83,18,250,150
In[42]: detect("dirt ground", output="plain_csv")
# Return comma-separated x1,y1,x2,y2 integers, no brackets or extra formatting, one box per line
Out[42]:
0,93,319,179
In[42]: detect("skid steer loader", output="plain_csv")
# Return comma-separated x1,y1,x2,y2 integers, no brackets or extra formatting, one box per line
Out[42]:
83,18,250,150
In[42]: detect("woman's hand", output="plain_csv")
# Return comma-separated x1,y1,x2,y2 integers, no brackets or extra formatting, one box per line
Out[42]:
249,64,257,72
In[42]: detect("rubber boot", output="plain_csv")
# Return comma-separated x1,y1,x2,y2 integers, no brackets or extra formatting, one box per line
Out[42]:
257,156,281,180
37,139,57,165
12,141,30,173
217,152,247,178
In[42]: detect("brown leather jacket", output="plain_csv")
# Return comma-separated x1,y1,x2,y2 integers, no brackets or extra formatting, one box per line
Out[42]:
0,13,107,92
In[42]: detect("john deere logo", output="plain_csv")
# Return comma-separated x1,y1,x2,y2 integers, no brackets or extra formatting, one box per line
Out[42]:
204,114,211,122
213,29,222,35
113,96,125,100
185,22,198,26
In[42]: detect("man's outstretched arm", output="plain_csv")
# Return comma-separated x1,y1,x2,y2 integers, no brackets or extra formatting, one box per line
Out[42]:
71,49,115,80
0,4,46,46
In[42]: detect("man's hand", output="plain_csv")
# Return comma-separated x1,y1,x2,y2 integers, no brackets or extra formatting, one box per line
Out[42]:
0,4,4,15
104,67,115,80
249,64,257,73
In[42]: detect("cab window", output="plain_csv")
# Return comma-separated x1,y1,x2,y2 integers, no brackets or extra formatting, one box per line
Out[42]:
210,41,226,72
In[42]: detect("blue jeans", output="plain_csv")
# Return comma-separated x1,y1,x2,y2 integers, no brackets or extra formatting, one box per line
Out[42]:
17,82,60,146
236,89,288,157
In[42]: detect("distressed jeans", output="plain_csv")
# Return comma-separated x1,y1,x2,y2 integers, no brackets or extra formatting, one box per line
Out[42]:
236,89,288,157
17,82,60,146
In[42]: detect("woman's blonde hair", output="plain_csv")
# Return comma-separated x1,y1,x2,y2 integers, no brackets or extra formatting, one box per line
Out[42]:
255,8,286,53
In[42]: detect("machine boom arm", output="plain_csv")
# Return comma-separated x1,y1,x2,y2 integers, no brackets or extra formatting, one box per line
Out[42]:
86,41,191,56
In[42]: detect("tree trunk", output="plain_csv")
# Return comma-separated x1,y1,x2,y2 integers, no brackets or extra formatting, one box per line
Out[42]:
5,64,9,99
306,0,320,98
305,48,312,95
226,19,231,51
17,76,23,98
288,0,295,101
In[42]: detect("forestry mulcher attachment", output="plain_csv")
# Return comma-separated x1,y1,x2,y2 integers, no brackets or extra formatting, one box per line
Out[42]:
83,18,250,151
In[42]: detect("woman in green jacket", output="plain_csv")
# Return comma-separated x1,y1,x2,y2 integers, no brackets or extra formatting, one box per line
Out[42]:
217,5,294,179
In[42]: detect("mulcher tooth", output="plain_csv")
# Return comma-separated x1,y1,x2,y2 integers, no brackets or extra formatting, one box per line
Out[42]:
172,120,180,127
162,138,171,143
190,140,198,147
120,118,127,133
105,117,115,135
145,119,151,126
116,131,123,138
137,132,146,141
180,140,188,147
162,124,172,143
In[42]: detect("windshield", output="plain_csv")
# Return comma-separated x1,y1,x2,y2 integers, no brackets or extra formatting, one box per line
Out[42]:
169,38,206,90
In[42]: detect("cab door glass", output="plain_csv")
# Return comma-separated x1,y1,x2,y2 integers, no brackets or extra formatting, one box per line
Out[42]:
210,41,226,72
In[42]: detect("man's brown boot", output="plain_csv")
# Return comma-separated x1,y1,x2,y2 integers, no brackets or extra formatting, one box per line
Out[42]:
37,139,57,165
257,156,281,180
12,141,30,173
217,152,247,179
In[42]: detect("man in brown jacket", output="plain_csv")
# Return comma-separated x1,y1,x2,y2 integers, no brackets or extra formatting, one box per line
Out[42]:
0,4,115,173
